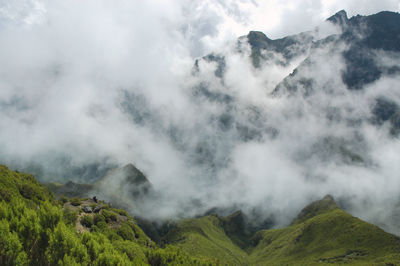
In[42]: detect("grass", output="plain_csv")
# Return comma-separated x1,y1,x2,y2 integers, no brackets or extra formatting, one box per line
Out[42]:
163,215,249,265
249,208,400,265
164,195,400,265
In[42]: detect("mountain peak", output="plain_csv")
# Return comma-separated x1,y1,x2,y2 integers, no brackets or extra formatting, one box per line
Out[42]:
327,10,348,26
292,195,339,224
247,31,272,49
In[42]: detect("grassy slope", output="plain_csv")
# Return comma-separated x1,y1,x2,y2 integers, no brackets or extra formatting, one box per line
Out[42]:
163,215,249,265
164,196,400,266
250,207,400,265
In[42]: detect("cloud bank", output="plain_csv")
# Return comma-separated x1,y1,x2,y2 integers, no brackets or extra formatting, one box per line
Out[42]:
1,0,400,234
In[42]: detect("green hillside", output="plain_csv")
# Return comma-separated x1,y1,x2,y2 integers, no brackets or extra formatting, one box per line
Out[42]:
0,165,214,265
249,196,400,265
2,164,400,265
163,195,400,265
163,215,248,265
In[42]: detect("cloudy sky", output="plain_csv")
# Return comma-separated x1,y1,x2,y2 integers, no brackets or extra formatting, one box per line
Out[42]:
1,0,400,232
1,0,399,56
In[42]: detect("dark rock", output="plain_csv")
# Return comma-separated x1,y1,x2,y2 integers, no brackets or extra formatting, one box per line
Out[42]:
241,30,314,68
93,206,101,213
82,206,93,213
327,10,349,28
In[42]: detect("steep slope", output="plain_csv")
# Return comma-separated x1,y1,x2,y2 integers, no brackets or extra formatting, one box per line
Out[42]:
249,196,400,265
243,30,314,68
275,10,400,94
163,215,248,265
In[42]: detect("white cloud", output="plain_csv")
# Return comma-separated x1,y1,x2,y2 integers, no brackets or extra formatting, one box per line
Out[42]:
0,0,400,232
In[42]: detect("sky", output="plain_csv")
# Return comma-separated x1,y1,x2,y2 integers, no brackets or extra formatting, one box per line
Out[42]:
1,0,400,233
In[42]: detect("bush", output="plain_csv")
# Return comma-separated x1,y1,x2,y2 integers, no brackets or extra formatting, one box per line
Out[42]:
118,209,129,216
0,188,12,202
63,208,78,225
102,210,117,223
94,213,106,225
117,223,136,241
80,215,93,228
19,183,42,200
70,197,81,206
59,195,68,204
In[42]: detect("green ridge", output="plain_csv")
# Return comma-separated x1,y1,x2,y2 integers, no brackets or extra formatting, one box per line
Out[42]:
250,208,400,265
164,195,400,265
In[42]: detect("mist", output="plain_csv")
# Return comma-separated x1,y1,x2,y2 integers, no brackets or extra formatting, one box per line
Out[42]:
1,0,400,234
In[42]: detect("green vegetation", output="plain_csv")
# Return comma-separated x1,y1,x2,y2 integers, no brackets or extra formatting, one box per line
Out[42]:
163,215,248,265
70,197,81,206
2,164,400,265
0,165,215,265
163,195,400,265
80,215,94,228
250,208,400,265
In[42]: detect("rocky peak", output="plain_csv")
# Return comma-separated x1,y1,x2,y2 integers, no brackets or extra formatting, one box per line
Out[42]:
121,163,149,185
327,10,349,27
247,31,272,50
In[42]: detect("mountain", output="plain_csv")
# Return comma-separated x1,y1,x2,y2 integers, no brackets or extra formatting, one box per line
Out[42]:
43,9,400,236
161,193,400,265
47,163,153,203
249,195,400,265
3,165,400,264
243,30,314,68
3,9,400,265
272,11,400,134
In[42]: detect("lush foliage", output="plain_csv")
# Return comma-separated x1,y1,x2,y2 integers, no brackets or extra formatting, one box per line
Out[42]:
0,165,214,265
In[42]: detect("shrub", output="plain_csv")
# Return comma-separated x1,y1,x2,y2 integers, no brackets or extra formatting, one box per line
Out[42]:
94,213,106,225
19,183,42,200
70,197,81,206
116,209,129,217
80,215,93,228
59,195,68,204
117,223,136,241
102,210,117,223
63,208,78,225
0,188,12,202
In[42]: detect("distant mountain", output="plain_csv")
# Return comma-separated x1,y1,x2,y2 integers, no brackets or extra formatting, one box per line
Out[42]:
47,163,153,210
243,30,314,68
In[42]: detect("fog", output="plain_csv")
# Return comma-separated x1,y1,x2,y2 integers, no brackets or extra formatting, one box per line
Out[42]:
1,0,400,234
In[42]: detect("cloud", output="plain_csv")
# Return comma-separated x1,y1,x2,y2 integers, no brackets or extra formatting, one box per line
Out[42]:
0,0,400,234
